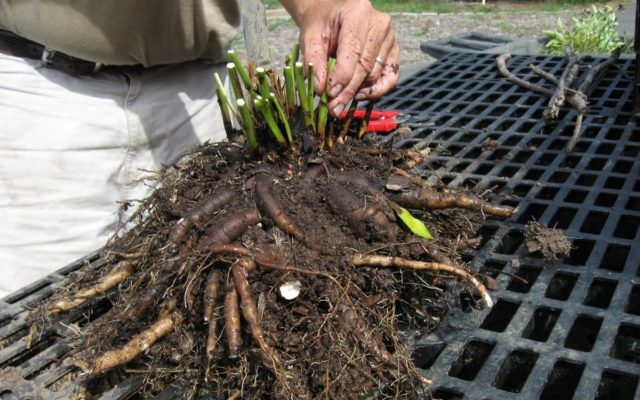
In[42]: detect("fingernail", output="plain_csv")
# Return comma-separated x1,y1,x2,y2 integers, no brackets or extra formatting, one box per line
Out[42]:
329,84,342,97
332,103,345,116
354,93,366,101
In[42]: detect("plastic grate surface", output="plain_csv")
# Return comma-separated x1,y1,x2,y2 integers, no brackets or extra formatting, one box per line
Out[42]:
0,253,147,399
378,52,640,399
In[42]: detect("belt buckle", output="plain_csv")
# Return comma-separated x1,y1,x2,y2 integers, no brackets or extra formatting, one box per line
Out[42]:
41,47,102,74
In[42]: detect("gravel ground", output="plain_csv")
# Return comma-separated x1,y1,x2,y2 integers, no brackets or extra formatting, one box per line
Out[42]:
232,10,575,72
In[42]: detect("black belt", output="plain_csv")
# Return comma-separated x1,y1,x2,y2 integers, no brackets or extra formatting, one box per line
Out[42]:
0,30,102,75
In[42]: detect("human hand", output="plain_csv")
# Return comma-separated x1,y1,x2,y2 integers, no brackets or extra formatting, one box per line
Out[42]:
280,0,400,116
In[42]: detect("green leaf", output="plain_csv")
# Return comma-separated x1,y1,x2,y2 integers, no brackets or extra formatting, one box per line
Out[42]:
557,18,566,31
394,206,434,240
543,5,629,55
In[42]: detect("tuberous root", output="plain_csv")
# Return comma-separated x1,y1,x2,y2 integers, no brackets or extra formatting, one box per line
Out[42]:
350,254,493,308
48,260,138,314
393,188,516,218
71,301,180,374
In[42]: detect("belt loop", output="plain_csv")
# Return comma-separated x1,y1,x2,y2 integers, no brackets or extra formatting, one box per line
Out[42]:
41,47,56,66
93,62,103,74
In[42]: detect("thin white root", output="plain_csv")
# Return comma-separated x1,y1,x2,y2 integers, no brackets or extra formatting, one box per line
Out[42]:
350,254,493,308
48,260,137,313
72,306,179,374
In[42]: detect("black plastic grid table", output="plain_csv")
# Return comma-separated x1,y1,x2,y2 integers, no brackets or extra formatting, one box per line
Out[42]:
0,52,639,399
378,52,640,400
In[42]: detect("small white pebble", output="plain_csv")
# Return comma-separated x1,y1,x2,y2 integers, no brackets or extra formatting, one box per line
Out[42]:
279,280,302,300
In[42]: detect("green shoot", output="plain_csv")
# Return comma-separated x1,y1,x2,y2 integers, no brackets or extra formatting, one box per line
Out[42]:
269,93,293,144
254,96,285,144
214,73,240,121
255,67,292,144
227,63,245,102
216,87,232,134
307,63,316,131
237,99,257,152
256,67,271,99
284,66,296,112
290,43,300,65
317,58,336,142
217,46,365,152
227,50,253,89
295,61,314,129
294,62,308,113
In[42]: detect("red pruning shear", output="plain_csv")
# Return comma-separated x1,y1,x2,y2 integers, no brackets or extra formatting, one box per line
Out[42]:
338,109,406,134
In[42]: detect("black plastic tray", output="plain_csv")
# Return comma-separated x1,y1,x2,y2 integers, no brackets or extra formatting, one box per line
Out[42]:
378,52,640,400
420,32,543,59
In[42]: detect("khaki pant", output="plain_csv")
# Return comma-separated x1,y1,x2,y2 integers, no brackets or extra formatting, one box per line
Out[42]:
0,53,227,297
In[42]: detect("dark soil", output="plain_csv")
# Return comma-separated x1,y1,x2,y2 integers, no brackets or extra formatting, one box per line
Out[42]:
24,133,507,399
481,138,500,153
524,221,572,261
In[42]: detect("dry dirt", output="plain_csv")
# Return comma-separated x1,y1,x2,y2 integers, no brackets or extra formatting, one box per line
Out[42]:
524,221,572,261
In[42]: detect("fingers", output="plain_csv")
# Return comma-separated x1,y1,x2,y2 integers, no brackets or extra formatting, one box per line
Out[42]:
352,11,391,85
324,0,373,97
293,0,398,113
355,43,400,100
366,27,395,84
327,9,393,116
300,22,336,95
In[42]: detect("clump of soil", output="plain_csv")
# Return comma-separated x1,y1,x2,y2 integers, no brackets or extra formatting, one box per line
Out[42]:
22,134,513,399
524,221,572,260
481,138,500,152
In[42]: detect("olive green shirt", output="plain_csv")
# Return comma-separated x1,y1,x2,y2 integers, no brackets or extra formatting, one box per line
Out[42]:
0,0,240,66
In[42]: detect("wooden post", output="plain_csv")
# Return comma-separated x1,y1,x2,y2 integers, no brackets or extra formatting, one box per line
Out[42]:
239,0,271,68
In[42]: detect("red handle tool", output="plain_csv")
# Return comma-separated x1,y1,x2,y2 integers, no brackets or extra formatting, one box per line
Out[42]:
338,109,402,133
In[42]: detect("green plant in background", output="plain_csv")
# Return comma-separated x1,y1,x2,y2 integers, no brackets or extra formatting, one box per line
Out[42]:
543,5,631,55
496,21,511,31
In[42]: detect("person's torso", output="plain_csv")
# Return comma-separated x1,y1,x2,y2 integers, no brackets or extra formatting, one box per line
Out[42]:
0,0,240,66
